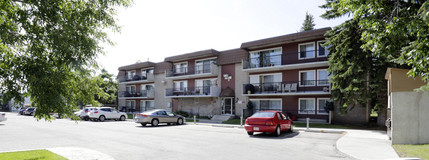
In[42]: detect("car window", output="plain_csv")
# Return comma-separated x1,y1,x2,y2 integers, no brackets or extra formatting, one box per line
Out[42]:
250,112,275,118
166,111,174,116
101,108,111,112
277,113,283,120
157,111,167,115
281,113,288,120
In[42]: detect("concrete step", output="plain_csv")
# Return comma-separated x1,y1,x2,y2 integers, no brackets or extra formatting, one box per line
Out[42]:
211,115,234,122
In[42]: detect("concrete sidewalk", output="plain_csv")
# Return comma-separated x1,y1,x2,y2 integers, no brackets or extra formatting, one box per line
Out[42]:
188,122,400,160
47,147,114,160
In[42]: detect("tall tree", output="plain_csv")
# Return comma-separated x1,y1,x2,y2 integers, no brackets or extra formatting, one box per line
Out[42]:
0,0,131,119
320,0,426,122
95,69,118,106
301,12,315,31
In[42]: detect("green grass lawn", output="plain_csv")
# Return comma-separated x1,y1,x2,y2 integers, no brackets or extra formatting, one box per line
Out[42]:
0,149,66,160
127,114,134,119
222,119,245,125
185,119,199,122
393,144,429,159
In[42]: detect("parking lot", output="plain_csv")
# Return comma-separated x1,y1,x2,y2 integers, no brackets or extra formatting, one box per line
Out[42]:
0,113,351,160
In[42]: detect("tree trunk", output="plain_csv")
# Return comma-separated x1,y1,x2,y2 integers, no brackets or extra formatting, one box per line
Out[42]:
366,70,371,124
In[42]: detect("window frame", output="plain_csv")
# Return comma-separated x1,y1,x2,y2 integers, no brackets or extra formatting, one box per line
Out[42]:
249,47,282,68
174,62,188,74
173,80,188,91
316,40,328,57
317,69,330,86
126,85,137,93
298,98,316,115
127,70,136,80
298,42,316,60
299,70,316,87
317,98,330,115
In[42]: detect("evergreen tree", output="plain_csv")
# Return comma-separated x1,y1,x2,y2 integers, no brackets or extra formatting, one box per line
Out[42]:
301,12,315,31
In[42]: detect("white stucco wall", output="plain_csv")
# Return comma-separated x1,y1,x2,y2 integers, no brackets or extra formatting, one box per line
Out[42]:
391,91,429,144
235,63,248,116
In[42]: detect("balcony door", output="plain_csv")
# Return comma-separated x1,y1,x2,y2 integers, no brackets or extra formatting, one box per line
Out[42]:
250,73,281,93
222,97,235,115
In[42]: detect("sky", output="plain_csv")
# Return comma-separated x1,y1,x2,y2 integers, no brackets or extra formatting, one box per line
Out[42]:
98,0,350,75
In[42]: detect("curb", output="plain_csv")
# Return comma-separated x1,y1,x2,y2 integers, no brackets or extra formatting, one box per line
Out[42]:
47,147,114,160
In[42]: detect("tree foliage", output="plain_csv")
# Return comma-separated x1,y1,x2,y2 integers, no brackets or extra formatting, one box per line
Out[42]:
320,0,429,114
301,12,315,31
95,69,118,106
0,0,131,119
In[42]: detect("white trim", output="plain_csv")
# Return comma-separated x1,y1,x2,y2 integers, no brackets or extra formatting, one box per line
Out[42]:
173,61,188,65
249,47,282,54
317,69,330,86
298,42,316,60
195,57,217,62
299,70,316,87
298,98,315,114
316,40,328,58
317,98,330,115
249,72,282,77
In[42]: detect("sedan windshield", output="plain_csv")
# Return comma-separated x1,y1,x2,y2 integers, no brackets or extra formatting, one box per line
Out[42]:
250,112,275,118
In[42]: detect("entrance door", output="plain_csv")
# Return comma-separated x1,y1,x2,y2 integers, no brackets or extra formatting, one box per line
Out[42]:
222,97,235,115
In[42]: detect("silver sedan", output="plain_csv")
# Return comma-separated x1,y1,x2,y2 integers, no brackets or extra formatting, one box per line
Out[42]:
134,109,185,127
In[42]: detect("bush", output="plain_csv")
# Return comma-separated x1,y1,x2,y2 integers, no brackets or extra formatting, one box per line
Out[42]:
175,110,189,117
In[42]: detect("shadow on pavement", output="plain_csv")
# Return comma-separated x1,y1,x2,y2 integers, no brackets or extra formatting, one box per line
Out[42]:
135,124,186,128
249,131,299,139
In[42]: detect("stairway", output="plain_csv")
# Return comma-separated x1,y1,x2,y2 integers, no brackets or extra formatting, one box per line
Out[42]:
211,115,235,122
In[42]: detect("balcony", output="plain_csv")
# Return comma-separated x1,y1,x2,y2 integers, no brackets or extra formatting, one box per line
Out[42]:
165,86,220,98
242,51,328,73
165,63,218,80
118,73,154,84
242,80,331,96
118,90,155,99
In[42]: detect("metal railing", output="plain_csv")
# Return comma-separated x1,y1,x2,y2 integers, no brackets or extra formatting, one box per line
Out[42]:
165,86,218,96
119,73,154,82
166,63,217,77
243,50,328,69
252,109,329,120
119,90,155,98
243,80,330,94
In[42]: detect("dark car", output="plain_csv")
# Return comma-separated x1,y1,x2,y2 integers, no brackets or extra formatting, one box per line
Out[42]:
19,108,27,115
244,111,293,136
23,108,36,116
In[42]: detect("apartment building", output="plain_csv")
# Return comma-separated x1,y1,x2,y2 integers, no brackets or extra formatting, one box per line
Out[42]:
117,27,364,123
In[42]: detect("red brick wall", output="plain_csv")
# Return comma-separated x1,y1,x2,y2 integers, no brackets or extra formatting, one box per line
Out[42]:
221,64,235,90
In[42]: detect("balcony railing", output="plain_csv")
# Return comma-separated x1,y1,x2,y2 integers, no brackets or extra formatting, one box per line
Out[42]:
165,86,219,97
243,80,330,95
242,50,328,69
165,63,218,78
118,73,154,83
119,90,155,98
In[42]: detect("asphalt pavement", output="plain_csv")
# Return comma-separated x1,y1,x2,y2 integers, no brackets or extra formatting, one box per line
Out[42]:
0,113,351,160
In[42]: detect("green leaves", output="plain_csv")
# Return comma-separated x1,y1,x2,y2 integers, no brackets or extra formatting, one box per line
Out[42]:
0,0,131,119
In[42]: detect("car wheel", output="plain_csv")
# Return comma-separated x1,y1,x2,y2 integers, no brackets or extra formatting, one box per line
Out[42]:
120,115,126,121
30,112,33,116
289,123,294,132
99,115,105,122
247,132,254,136
177,118,184,125
84,117,89,121
274,125,281,136
141,123,146,126
151,119,159,127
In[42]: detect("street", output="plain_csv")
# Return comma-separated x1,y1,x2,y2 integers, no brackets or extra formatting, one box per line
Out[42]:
0,113,351,160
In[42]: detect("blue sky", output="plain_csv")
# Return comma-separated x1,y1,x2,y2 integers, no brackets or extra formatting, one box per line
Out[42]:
99,0,350,75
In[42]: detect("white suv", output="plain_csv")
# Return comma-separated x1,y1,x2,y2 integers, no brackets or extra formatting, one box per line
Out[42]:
88,107,127,122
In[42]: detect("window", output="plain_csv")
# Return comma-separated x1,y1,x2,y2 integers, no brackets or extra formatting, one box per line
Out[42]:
141,68,153,80
174,62,188,73
195,79,216,94
196,58,216,74
299,70,315,86
317,69,330,86
299,98,315,114
317,41,329,57
126,85,136,93
317,98,330,115
249,48,282,68
173,81,187,91
250,73,282,93
250,99,282,111
299,42,315,59
127,70,136,80
126,100,136,109
140,100,154,112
